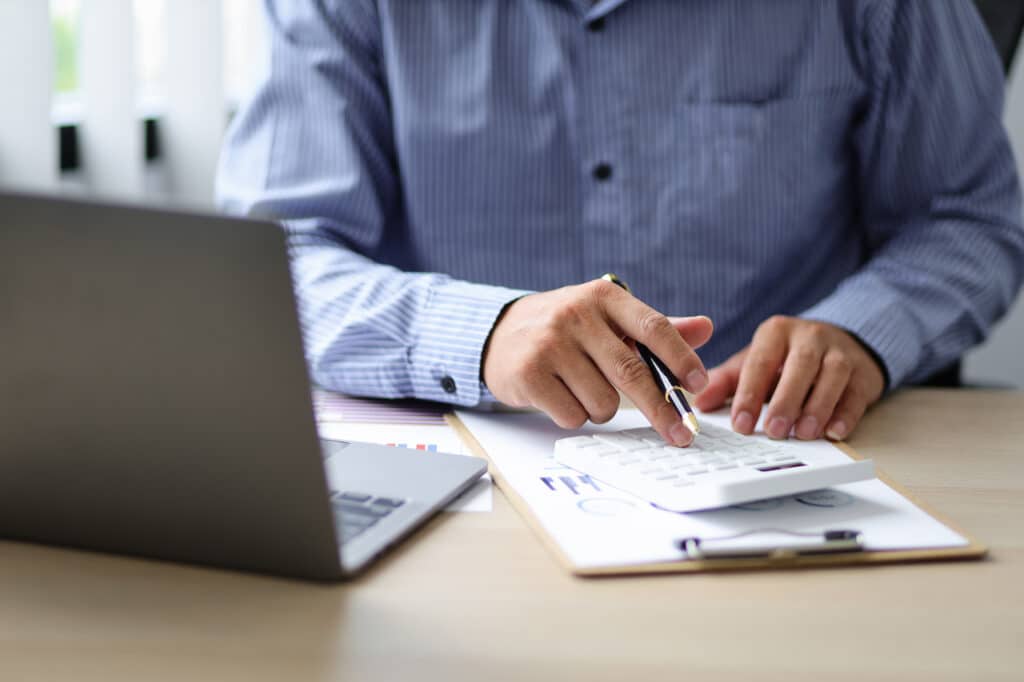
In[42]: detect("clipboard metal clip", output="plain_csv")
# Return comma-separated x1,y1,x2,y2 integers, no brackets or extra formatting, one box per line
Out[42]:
677,529,863,561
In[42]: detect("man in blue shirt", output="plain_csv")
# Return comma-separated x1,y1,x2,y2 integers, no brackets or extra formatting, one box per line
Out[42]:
218,1,1024,446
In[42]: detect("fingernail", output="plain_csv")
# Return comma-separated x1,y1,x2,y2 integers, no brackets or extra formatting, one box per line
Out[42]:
767,416,790,439
670,422,693,447
826,420,847,441
796,415,818,440
685,369,708,393
733,410,754,434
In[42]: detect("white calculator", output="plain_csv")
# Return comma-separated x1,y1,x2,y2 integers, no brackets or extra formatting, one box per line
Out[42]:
554,422,875,512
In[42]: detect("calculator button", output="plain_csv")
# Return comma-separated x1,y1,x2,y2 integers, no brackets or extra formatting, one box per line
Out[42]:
594,434,646,451
623,427,659,440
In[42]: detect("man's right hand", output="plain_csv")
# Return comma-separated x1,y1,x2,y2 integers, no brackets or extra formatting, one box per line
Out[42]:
481,279,713,446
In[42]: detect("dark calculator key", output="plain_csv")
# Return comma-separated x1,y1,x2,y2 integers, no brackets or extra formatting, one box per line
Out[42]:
371,497,406,508
337,491,372,502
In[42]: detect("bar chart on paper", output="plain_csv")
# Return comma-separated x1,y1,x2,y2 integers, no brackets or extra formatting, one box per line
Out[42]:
540,474,602,494
389,443,440,452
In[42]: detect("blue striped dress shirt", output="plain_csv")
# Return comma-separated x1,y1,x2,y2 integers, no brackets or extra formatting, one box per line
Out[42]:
217,0,1024,407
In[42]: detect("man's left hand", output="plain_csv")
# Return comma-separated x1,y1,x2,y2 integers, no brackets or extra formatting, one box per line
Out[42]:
693,317,885,441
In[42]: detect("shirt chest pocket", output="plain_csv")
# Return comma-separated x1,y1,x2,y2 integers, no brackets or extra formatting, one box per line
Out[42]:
643,95,864,253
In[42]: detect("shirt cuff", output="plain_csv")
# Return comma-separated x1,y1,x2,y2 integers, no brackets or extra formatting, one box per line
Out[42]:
408,280,530,406
799,278,923,390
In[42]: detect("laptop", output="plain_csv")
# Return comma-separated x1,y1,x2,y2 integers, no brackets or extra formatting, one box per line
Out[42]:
0,192,486,580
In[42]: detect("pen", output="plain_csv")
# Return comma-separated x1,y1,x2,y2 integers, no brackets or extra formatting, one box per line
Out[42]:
677,529,864,560
601,273,700,436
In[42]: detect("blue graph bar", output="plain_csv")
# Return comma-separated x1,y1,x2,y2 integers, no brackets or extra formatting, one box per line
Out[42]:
559,476,580,495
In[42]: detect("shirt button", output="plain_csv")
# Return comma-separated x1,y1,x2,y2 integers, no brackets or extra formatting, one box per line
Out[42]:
440,376,457,394
592,163,613,181
588,17,605,32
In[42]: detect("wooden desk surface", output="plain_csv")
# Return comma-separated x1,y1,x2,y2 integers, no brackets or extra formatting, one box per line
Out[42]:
1,389,1021,682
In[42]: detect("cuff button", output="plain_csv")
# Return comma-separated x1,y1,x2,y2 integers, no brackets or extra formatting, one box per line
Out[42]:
440,376,457,394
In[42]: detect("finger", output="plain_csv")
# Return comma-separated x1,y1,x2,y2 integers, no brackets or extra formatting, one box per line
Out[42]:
763,340,825,440
795,351,852,440
527,373,590,430
667,316,714,350
824,380,870,441
584,329,694,447
693,349,745,412
596,284,707,394
557,352,621,424
731,320,789,435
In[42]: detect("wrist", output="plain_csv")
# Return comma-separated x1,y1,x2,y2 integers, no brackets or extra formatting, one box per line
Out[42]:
479,295,526,389
846,329,890,392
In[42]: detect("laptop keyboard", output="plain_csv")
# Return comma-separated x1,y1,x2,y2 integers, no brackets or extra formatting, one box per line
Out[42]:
331,491,407,543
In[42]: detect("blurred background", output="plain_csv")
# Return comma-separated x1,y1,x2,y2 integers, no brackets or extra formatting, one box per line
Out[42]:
1,0,1022,388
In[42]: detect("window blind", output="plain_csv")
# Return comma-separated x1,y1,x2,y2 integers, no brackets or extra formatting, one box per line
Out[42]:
0,1,56,191
79,0,143,199
165,0,225,209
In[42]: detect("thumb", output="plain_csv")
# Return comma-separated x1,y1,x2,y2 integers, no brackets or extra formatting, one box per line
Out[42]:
667,315,714,350
694,347,746,411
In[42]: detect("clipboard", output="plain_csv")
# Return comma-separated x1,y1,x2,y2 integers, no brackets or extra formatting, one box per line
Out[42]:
447,413,988,576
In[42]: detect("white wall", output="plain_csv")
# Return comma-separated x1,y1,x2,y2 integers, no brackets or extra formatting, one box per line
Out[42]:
963,56,1024,389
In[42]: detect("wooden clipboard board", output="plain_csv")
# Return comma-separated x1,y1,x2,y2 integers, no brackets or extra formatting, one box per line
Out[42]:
446,414,988,577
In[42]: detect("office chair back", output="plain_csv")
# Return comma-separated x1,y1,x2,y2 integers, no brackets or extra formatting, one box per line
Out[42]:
974,0,1024,73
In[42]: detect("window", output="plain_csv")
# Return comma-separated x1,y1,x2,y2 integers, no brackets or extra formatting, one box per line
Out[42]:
47,0,266,180
50,0,169,119
50,0,263,118
52,0,80,96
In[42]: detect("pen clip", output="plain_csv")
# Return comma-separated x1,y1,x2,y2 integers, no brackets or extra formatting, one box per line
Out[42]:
677,529,863,561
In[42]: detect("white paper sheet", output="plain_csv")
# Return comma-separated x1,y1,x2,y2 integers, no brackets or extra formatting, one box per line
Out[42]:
317,422,492,513
456,409,967,569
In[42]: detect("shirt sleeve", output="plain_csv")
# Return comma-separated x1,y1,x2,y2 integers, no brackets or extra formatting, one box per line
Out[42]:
216,0,528,405
799,0,1024,388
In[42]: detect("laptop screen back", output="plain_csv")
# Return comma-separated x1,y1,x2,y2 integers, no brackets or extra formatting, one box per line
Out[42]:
0,193,342,579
